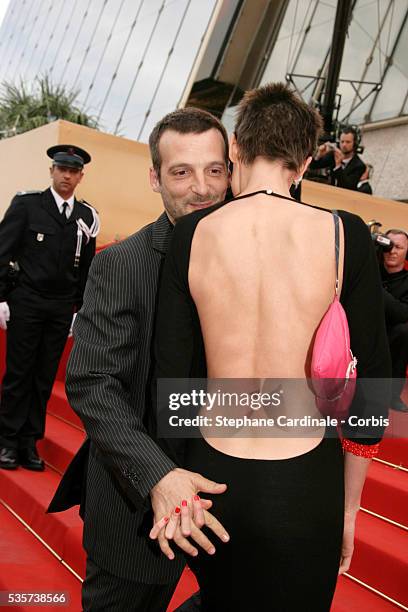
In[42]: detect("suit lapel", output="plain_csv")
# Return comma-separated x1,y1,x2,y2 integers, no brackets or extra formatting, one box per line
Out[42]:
41,187,66,226
152,212,173,254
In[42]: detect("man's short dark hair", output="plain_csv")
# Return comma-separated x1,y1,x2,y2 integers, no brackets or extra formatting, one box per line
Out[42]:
341,126,358,149
234,82,323,172
149,107,229,176
386,229,408,240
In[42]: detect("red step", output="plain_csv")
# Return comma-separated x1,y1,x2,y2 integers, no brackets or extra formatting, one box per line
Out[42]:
332,575,402,611
0,503,82,611
350,511,408,606
0,465,85,578
379,386,408,468
378,437,408,469
38,413,85,475
47,381,84,431
362,461,408,527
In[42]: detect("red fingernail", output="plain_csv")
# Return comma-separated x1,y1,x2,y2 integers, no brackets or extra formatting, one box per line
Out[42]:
181,500,187,507
193,495,200,501
175,506,181,514
164,517,169,523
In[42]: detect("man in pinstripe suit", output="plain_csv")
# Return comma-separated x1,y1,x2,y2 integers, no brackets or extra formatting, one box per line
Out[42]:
53,108,230,611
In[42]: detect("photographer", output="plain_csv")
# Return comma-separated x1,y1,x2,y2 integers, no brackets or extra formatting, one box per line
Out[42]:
309,126,366,191
380,229,408,412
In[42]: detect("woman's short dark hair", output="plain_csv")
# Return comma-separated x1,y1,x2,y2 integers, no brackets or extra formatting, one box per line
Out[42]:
149,107,229,176
234,82,323,172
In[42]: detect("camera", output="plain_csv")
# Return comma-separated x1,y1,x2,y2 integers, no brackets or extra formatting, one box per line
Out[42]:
367,220,393,254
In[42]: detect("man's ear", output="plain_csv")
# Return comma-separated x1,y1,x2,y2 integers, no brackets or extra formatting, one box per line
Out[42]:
229,133,239,164
78,171,84,184
149,167,161,193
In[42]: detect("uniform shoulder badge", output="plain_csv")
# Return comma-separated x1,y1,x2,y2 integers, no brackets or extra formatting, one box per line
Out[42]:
16,190,43,196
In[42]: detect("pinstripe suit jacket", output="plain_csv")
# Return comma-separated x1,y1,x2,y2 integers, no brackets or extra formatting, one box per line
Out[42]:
63,212,185,583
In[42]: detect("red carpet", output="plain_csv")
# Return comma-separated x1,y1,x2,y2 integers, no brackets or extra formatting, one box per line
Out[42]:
350,512,408,603
0,503,82,611
378,436,408,468
38,413,85,474
0,329,407,610
0,465,86,579
47,380,84,431
362,460,408,526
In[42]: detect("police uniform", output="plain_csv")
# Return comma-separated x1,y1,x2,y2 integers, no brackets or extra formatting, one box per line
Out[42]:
0,145,99,469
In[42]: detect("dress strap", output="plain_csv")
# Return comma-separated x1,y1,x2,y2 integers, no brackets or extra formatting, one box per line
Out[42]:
332,210,340,296
227,189,297,205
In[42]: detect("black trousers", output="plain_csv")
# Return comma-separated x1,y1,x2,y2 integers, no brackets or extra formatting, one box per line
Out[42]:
83,556,178,612
184,436,344,612
0,287,73,449
388,322,408,399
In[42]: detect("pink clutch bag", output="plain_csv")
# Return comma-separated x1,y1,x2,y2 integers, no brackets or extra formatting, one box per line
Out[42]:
311,212,357,419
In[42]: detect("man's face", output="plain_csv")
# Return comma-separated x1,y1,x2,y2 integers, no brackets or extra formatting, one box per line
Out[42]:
150,128,228,223
50,164,83,198
384,233,408,273
339,133,355,156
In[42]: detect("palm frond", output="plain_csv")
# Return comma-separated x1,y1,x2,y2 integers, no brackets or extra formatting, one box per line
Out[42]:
0,74,99,138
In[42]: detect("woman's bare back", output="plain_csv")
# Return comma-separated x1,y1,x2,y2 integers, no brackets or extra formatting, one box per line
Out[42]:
188,194,344,459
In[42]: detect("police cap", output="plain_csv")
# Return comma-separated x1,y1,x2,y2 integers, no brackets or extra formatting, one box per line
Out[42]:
47,144,91,169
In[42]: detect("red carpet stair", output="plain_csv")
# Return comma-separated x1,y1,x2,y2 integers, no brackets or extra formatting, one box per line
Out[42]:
0,333,407,610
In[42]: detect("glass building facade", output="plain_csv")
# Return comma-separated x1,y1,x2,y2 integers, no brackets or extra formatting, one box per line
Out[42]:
0,0,407,142
0,0,221,141
260,0,408,124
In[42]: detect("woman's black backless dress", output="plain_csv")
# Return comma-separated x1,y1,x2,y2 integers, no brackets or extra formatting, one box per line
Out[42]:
153,201,391,611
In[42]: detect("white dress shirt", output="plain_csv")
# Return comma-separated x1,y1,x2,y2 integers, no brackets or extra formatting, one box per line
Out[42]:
50,187,74,218
334,156,352,171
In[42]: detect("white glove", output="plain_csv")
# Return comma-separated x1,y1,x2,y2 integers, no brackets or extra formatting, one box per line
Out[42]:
68,312,77,338
0,302,10,330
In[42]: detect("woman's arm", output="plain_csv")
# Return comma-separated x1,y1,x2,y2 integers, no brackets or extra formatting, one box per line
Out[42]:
339,453,371,574
339,211,392,452
338,211,392,573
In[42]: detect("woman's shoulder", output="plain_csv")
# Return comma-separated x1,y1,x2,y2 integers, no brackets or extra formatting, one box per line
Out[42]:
172,200,228,243
336,209,372,256
167,201,228,280
301,203,370,243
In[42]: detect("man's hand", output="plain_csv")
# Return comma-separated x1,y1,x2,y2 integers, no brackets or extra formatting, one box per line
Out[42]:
315,143,329,159
150,467,228,559
334,147,345,168
0,302,10,330
68,312,77,338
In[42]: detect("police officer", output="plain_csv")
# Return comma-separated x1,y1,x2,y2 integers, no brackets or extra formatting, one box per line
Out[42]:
0,145,99,470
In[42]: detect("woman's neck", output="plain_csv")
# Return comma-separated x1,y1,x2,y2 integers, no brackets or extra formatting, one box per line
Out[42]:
234,158,294,198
